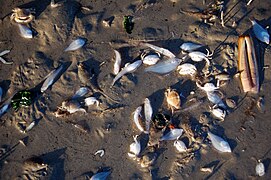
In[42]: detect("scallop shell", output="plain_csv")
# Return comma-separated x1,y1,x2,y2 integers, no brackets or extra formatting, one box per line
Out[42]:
64,38,86,52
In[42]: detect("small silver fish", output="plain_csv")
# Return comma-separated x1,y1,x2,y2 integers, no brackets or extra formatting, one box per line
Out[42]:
251,20,270,44
174,140,187,152
111,60,142,86
90,170,111,180
208,131,231,153
133,106,144,132
145,57,182,74
140,43,176,58
113,50,122,75
41,64,64,93
18,24,33,39
64,38,86,52
160,128,183,141
72,87,90,99
180,42,203,52
144,98,152,133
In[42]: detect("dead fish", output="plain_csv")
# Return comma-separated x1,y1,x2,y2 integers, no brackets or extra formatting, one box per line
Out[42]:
210,107,226,121
18,24,33,38
113,50,122,75
64,38,86,52
141,53,160,65
90,170,111,180
111,60,142,86
206,91,226,109
251,20,270,44
160,128,183,141
180,42,203,52
145,57,182,74
188,50,212,66
72,87,90,99
144,98,153,133
41,64,64,93
140,43,176,58
133,106,145,132
208,131,231,153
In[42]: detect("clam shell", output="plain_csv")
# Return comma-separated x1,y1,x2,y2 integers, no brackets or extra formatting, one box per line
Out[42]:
64,38,86,52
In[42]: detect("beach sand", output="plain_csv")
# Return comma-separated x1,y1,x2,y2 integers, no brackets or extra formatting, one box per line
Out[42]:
1,0,271,179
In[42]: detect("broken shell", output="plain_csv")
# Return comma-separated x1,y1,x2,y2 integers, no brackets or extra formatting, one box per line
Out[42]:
140,152,157,168
60,100,86,114
94,149,105,157
145,57,182,74
165,88,181,113
200,166,214,173
256,162,265,176
225,98,236,109
180,42,203,52
133,106,145,132
174,140,187,152
41,64,64,93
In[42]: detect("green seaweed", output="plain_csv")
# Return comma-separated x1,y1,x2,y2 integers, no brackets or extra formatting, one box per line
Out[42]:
123,15,134,34
11,90,33,111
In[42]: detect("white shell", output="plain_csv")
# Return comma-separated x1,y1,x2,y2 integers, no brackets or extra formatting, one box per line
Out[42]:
18,24,33,39
180,42,203,52
72,87,89,99
111,60,142,86
188,51,210,65
177,63,197,76
113,50,122,75
84,97,99,106
145,57,182,74
0,103,9,118
64,38,86,52
174,140,187,152
142,54,160,65
211,107,226,120
206,91,226,109
255,162,265,176
144,98,153,133
90,170,111,180
141,43,176,58
128,135,141,158
208,131,231,153
251,20,270,44
41,64,64,93
133,106,144,132
160,128,183,141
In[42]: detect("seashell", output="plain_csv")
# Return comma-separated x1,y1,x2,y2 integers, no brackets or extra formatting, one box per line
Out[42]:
84,97,99,106
255,162,265,176
72,87,90,99
160,128,183,141
238,35,259,93
128,135,141,158
145,57,182,74
180,42,203,52
211,107,226,121
133,106,145,132
64,38,86,52
0,87,2,102
18,24,33,38
140,43,176,58
142,54,160,65
113,50,122,75
188,50,211,65
208,131,231,153
111,60,142,86
177,63,197,76
144,98,153,133
90,170,111,180
207,91,226,109
41,64,64,93
0,103,10,118
174,140,187,152
251,20,270,44
165,88,180,113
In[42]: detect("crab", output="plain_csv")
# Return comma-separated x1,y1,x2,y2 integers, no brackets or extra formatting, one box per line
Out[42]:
10,7,35,24
165,88,181,114
20,157,48,179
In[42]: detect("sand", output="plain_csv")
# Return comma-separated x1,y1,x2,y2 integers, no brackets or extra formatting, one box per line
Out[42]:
1,0,271,179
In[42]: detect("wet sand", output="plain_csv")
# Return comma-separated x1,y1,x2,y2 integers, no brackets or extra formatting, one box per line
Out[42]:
1,0,271,179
